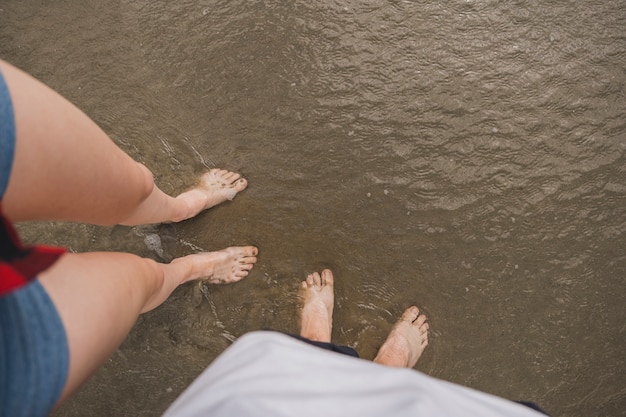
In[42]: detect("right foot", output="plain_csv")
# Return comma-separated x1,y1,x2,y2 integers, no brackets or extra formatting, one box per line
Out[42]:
374,306,429,368
299,269,334,343
175,246,258,284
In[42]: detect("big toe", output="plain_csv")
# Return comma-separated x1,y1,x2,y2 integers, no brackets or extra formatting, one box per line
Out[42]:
402,306,420,323
233,178,248,192
321,269,334,286
241,246,258,257
412,312,427,328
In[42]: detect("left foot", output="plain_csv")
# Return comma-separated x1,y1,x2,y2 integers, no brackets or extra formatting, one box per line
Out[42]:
197,169,248,210
299,269,334,343
174,169,248,221
176,246,258,284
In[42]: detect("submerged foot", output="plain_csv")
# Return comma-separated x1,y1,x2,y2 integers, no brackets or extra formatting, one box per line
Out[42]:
299,269,334,343
374,306,429,368
174,169,248,221
177,246,258,284
198,169,248,209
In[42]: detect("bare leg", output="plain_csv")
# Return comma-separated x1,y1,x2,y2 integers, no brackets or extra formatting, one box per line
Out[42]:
38,246,257,404
0,60,246,226
373,306,429,368
120,168,248,225
299,269,334,343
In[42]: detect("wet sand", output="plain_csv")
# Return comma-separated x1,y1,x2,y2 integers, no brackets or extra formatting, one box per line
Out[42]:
1,1,625,416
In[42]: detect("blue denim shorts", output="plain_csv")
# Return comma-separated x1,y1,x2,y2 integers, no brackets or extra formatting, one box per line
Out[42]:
0,281,69,417
0,68,70,417
0,67,15,197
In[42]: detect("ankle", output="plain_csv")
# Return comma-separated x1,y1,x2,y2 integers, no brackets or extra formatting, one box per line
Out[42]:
170,254,205,283
374,348,409,368
300,318,331,343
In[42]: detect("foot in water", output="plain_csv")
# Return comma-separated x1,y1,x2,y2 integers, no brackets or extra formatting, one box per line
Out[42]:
176,246,258,284
299,269,334,343
374,306,429,368
197,169,248,209
174,168,248,221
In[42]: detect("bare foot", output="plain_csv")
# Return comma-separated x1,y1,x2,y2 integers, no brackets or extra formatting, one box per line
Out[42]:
173,169,248,221
373,306,429,368
299,269,334,343
174,246,258,284
140,246,258,313
197,169,248,209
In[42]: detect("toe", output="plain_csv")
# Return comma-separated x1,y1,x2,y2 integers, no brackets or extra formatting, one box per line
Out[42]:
402,306,420,323
306,274,315,286
237,246,257,257
311,272,322,287
233,178,248,192
224,171,240,182
209,169,226,179
238,256,257,265
321,269,334,286
412,313,427,327
234,270,249,278
239,263,254,271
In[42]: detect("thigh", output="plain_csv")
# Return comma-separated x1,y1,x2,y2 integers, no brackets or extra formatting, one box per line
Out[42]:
37,251,168,403
0,60,152,225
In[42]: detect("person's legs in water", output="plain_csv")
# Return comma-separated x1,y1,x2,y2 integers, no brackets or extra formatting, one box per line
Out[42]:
297,270,549,414
290,269,357,356
297,269,430,365
299,269,334,343
371,303,550,414
0,60,259,411
39,245,258,406
0,59,247,226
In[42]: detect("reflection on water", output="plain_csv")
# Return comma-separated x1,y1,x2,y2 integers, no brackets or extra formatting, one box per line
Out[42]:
2,0,625,416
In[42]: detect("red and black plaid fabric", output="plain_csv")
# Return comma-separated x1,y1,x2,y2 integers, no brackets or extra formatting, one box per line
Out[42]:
0,204,65,295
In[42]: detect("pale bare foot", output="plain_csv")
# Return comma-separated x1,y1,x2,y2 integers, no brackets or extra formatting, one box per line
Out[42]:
197,169,248,209
299,269,334,343
373,306,429,368
140,246,258,313
173,246,258,284
173,169,248,221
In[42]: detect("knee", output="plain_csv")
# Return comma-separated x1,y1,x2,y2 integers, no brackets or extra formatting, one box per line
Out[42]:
139,257,166,293
113,162,156,226
134,163,156,203
133,256,172,314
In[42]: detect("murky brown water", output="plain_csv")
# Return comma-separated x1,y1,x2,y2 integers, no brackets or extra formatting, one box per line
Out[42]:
2,0,625,416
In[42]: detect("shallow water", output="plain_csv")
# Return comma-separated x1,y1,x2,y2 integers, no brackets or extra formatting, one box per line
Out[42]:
2,0,625,416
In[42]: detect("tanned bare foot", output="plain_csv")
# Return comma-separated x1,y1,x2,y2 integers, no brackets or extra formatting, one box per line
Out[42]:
174,246,258,284
373,306,429,368
173,169,248,221
299,269,334,343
